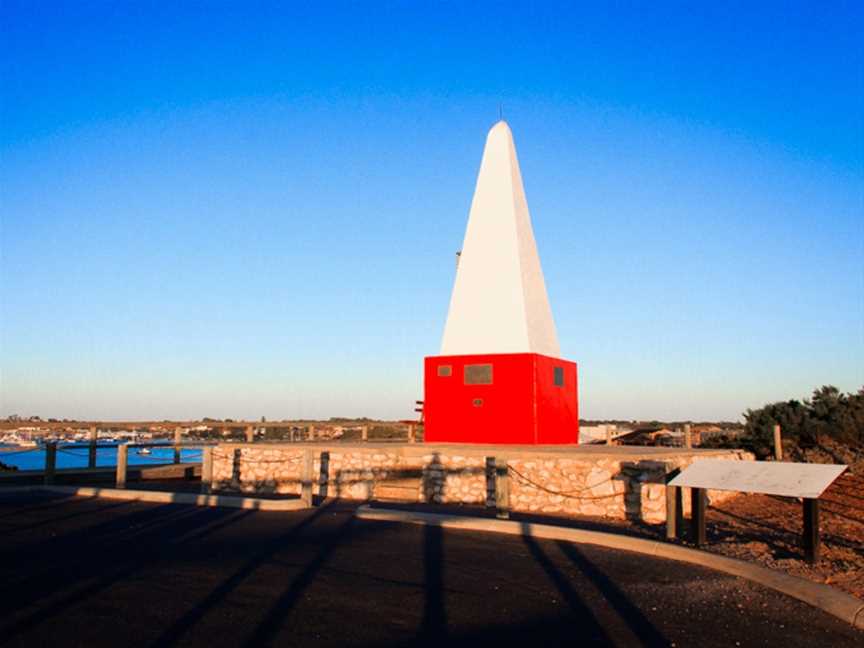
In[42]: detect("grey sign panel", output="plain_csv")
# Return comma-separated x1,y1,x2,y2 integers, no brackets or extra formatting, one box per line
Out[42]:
464,364,493,385
668,460,847,499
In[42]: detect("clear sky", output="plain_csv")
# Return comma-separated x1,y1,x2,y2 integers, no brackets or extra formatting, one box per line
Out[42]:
1,2,862,422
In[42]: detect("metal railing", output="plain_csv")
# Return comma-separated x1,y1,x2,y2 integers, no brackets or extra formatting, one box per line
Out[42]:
34,441,216,490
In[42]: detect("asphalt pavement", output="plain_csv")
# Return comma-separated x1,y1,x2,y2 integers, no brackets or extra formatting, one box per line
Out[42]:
0,491,860,647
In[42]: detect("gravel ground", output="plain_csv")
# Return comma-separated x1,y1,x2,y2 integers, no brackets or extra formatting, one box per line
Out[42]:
0,491,861,647
705,470,864,599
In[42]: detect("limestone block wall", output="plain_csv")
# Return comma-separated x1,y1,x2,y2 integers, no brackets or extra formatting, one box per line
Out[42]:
212,444,753,524
212,446,305,495
507,452,752,523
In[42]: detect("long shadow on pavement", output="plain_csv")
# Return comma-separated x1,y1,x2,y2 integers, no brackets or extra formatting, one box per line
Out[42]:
0,499,135,534
520,525,610,645
0,491,79,519
1,502,197,608
152,501,340,646
242,513,358,646
1,504,246,640
556,541,670,647
419,523,447,643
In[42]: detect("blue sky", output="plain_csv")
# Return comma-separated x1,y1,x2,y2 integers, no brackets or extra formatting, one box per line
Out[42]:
1,1,862,421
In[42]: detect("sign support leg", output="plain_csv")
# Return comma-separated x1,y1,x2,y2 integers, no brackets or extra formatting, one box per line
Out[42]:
691,487,706,547
803,498,820,564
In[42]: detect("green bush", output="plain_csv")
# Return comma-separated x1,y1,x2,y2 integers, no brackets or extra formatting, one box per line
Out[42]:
740,386,864,458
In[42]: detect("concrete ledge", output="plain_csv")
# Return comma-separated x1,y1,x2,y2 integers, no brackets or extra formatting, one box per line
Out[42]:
4,485,309,511
356,505,864,630
216,440,745,461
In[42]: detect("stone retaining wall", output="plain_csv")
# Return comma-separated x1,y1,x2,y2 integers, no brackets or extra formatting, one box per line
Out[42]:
212,444,752,523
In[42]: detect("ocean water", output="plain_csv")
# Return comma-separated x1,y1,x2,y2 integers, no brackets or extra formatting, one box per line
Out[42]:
0,443,203,471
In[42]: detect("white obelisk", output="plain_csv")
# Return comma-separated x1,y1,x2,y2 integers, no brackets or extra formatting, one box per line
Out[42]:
440,121,560,357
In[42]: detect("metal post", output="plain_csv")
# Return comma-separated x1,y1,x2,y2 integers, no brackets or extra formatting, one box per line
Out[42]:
773,424,783,461
44,442,57,486
201,447,214,494
684,423,692,449
301,448,314,507
116,444,128,489
88,425,98,468
691,487,706,546
174,427,182,464
803,498,820,563
495,457,510,519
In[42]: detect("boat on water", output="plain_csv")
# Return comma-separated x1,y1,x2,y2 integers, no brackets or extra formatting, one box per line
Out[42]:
136,447,152,455
0,437,38,448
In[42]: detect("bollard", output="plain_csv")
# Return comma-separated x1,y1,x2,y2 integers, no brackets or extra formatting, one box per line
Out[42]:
684,423,692,449
116,444,128,489
495,457,510,519
318,451,330,499
665,466,685,540
44,442,57,486
408,424,415,443
665,484,678,540
201,447,214,494
174,427,182,464
88,425,98,468
773,424,783,461
301,448,314,506
245,425,254,443
307,425,315,441
230,448,243,489
362,425,368,442
605,425,613,446
484,457,497,509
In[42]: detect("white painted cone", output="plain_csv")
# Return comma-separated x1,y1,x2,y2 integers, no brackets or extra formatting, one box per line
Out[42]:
441,121,560,357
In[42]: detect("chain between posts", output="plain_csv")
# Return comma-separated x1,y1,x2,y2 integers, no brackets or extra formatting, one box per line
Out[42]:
506,464,620,500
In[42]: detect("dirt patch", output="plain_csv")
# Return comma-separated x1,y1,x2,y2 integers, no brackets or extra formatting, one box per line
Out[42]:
705,469,864,599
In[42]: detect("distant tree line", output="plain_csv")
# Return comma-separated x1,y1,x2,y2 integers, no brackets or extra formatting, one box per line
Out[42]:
705,386,864,458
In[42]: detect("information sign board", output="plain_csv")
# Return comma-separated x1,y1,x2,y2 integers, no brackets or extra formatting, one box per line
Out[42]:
668,460,846,499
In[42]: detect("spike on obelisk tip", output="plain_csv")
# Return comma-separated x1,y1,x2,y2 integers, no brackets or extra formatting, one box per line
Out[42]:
423,123,579,445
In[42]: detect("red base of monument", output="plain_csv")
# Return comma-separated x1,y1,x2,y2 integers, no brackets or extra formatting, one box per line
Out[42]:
423,353,579,444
